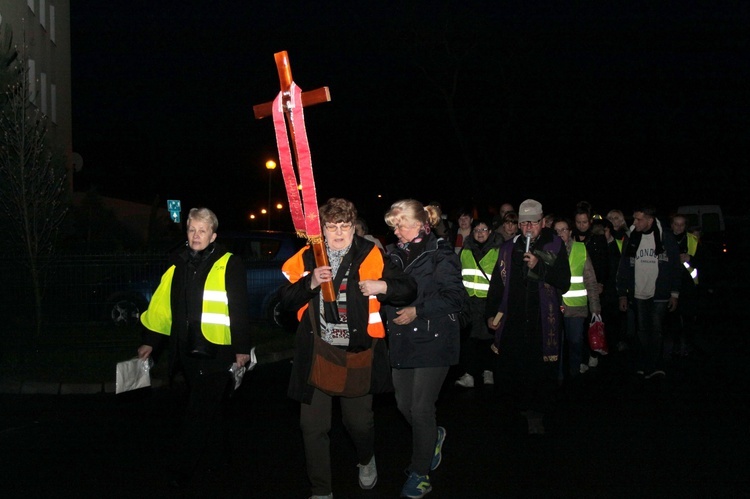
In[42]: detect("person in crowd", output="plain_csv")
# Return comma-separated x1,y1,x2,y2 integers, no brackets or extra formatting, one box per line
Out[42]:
384,199,464,498
486,199,570,435
491,202,516,232
428,200,455,243
666,212,702,358
454,219,502,388
607,209,631,238
553,218,601,379
572,201,610,370
354,216,385,252
494,211,520,243
280,198,417,499
616,205,681,380
597,218,628,353
137,207,254,488
278,198,417,499
453,208,473,254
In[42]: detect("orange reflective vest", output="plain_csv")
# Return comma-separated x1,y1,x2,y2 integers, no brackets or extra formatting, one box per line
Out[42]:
282,245,386,338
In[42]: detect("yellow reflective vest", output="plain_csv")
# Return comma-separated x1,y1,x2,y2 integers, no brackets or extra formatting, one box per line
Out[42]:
562,242,588,307
460,247,499,298
683,232,699,284
141,253,233,345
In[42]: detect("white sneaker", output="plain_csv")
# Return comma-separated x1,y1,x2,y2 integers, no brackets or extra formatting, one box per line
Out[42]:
454,373,474,388
357,455,377,489
482,370,494,385
588,356,598,368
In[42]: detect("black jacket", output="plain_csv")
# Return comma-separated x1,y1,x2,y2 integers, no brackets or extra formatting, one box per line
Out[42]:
280,236,417,404
385,233,463,368
141,242,253,374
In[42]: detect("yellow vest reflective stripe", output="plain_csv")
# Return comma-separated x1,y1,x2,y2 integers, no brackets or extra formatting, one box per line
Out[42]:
460,247,499,298
140,253,233,345
282,245,386,338
683,232,699,284
562,242,588,307
201,254,232,345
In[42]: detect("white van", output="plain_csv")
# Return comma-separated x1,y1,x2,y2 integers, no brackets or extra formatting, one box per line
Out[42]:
676,204,725,234
676,204,728,262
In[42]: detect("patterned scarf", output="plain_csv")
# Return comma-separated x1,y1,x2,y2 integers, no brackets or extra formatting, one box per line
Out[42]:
320,243,352,345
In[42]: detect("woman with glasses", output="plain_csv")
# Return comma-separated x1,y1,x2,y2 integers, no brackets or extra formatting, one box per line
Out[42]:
384,199,464,498
279,198,417,499
454,219,503,389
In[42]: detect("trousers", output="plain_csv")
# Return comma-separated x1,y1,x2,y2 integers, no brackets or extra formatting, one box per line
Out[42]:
300,387,374,495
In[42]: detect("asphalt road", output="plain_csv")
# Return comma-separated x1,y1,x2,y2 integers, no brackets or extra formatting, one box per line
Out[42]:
2,311,749,499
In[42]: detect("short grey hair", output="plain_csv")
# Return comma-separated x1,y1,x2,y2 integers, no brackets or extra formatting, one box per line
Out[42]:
188,207,219,232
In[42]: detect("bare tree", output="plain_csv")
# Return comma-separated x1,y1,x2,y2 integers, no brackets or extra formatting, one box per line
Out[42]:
0,27,69,342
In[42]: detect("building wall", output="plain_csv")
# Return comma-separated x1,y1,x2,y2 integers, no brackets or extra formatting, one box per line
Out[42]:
0,0,73,191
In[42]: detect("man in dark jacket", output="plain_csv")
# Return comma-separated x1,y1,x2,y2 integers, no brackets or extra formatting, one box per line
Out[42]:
486,199,571,435
617,206,681,379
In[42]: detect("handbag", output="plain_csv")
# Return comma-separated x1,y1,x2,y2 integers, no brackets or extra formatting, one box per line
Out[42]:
307,304,375,397
588,313,609,355
308,334,375,397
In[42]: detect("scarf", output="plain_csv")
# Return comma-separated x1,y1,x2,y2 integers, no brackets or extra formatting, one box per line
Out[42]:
397,225,430,264
625,221,663,258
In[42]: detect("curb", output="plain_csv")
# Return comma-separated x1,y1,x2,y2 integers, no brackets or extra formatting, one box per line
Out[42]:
0,349,295,396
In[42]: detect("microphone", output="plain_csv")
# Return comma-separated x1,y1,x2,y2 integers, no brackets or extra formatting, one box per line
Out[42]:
525,233,532,252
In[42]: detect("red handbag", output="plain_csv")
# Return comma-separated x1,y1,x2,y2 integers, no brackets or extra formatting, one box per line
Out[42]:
588,313,609,355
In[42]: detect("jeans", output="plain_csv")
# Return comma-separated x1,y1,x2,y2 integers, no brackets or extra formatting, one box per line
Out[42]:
633,298,667,374
392,366,449,475
300,388,374,496
562,316,587,379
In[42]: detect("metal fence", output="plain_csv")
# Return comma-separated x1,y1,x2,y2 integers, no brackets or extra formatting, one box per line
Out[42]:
3,253,170,325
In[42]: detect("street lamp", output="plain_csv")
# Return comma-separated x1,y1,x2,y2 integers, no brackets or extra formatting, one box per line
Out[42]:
265,160,277,229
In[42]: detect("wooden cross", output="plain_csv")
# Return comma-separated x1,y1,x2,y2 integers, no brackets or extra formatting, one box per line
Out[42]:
253,52,330,120
253,51,338,309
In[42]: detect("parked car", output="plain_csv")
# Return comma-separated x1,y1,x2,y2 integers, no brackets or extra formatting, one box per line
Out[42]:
95,230,306,330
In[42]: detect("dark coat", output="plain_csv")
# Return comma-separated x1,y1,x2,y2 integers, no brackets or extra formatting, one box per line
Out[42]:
484,229,571,360
616,223,682,301
280,236,417,404
141,242,253,375
385,233,463,368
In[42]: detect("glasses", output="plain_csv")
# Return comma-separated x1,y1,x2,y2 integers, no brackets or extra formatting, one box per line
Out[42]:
518,220,541,228
473,228,489,234
324,222,353,233
555,228,571,235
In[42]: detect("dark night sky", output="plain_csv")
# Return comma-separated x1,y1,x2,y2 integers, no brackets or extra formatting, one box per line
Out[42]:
69,1,749,232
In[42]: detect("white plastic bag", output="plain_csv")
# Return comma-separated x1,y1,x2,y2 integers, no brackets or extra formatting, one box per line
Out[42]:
115,357,153,394
229,347,258,391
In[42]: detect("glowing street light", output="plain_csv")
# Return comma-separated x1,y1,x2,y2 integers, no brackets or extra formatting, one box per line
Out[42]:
265,160,277,229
